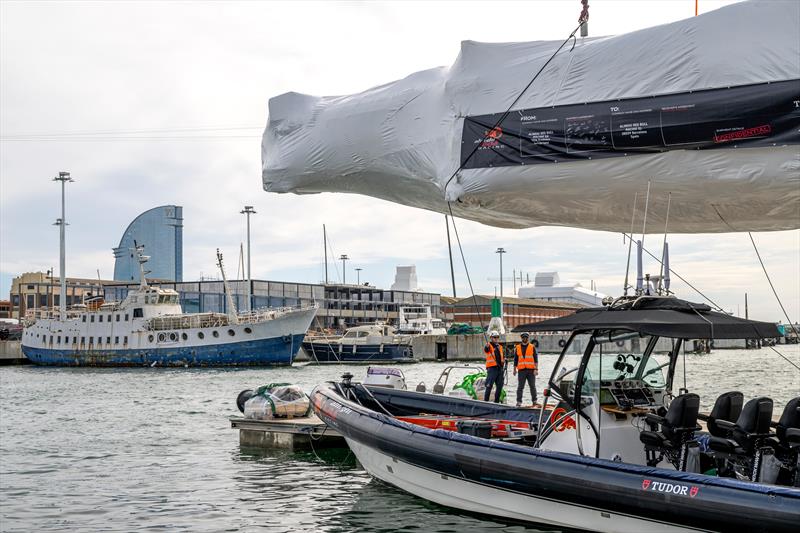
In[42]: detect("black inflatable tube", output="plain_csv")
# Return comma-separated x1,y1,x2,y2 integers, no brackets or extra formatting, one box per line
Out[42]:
312,384,800,532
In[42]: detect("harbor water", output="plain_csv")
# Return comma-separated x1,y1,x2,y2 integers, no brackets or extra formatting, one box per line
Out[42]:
1,346,798,532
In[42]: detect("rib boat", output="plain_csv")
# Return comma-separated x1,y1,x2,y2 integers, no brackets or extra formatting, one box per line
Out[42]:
311,296,799,532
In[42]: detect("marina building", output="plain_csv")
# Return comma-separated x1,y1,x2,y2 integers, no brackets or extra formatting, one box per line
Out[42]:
113,205,183,282
102,279,442,331
9,272,112,320
517,271,607,307
441,294,581,329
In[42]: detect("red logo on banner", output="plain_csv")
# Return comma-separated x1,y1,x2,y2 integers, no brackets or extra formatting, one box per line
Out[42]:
642,479,651,490
689,486,699,498
486,127,503,139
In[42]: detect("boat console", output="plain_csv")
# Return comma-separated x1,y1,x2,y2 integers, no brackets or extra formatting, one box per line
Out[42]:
599,379,657,410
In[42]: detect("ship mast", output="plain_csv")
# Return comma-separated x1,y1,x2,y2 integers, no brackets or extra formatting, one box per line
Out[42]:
133,242,150,289
216,249,239,325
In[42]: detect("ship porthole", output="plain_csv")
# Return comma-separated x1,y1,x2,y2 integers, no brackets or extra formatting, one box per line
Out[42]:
158,333,166,342
198,332,205,339
181,333,188,340
212,331,219,338
169,332,178,342
228,329,235,336
148,335,154,342
244,327,252,334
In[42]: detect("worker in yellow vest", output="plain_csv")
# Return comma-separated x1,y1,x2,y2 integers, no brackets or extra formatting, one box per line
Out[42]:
513,332,539,406
483,331,505,403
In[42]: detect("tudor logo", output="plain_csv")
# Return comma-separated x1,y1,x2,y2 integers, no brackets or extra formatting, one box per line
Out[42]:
641,479,699,498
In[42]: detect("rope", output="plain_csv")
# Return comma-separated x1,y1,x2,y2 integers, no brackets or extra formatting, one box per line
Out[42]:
443,13,587,193
441,2,589,345
447,203,488,342
710,205,799,338
767,345,800,372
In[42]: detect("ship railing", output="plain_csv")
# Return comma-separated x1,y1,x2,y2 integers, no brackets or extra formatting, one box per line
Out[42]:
235,303,318,325
23,308,87,323
145,313,231,331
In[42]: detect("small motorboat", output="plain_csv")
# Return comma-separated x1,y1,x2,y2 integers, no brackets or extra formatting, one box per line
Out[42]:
302,323,414,363
311,296,799,532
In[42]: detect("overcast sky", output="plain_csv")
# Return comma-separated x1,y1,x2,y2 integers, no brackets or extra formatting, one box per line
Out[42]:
1,0,797,323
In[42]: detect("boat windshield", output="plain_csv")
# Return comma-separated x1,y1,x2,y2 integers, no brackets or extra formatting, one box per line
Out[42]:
579,330,667,393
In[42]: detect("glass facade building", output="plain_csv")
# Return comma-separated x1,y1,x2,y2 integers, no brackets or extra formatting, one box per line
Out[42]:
103,280,442,330
113,206,183,282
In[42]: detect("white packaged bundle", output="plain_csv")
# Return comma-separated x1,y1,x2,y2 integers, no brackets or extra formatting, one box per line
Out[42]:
263,0,800,233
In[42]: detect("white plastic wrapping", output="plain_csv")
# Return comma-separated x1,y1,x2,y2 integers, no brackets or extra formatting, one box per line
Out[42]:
243,385,310,419
263,0,800,233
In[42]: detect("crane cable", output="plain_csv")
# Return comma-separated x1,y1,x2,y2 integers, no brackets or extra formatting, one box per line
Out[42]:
443,2,590,345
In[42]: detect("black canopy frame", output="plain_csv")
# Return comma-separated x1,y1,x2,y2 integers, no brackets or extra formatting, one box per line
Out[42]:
518,297,780,457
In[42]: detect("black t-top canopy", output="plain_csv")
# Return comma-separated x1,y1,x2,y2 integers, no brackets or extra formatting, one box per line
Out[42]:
513,297,780,339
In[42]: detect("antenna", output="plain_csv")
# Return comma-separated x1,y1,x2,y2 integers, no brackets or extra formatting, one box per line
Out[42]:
636,240,644,294
663,242,671,294
216,249,239,324
623,192,638,296
657,192,672,294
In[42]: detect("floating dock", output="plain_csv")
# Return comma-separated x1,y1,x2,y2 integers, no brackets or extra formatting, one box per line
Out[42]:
230,415,346,450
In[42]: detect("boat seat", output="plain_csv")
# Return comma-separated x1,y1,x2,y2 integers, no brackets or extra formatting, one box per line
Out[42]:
773,397,800,450
707,397,774,481
640,393,700,469
701,391,744,438
708,397,774,456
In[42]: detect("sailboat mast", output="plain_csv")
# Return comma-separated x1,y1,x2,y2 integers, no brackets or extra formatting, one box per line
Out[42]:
323,224,329,284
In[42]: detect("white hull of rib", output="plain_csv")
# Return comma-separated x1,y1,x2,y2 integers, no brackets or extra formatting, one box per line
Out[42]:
346,439,709,533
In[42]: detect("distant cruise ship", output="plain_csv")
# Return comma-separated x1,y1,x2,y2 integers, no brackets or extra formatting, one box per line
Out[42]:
21,247,316,366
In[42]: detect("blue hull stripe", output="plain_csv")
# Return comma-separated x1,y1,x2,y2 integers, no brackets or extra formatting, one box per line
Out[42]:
23,334,306,367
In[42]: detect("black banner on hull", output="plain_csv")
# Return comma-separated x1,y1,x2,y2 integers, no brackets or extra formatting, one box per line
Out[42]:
461,80,800,169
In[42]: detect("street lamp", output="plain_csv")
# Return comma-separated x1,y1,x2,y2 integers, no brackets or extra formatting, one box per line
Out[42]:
53,171,73,320
339,254,349,284
240,206,257,312
355,267,362,285
495,247,506,297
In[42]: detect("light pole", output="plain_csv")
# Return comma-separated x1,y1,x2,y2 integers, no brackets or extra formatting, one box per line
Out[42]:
240,206,256,312
54,171,73,320
495,247,506,297
339,254,349,284
355,267,362,285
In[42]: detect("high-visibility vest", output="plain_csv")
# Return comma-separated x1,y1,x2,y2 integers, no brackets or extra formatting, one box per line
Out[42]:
484,343,504,368
515,343,537,370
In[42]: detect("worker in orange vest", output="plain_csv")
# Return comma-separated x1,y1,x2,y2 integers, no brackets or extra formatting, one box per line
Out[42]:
483,331,505,402
513,332,539,406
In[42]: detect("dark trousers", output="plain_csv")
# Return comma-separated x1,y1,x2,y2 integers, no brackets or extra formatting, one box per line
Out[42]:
516,369,537,405
484,366,504,403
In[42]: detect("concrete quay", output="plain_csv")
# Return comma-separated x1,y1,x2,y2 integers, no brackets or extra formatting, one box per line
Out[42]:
0,341,28,365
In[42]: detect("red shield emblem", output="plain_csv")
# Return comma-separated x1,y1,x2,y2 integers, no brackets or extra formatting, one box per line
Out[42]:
689,486,699,498
642,479,651,490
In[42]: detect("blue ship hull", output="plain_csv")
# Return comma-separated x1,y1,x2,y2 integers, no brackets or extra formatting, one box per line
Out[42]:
302,341,414,363
23,334,306,367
